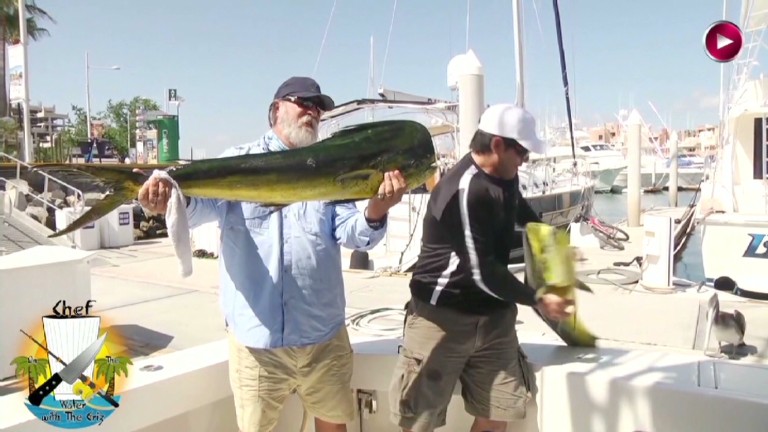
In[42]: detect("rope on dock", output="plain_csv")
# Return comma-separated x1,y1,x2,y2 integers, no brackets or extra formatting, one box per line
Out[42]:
345,307,405,337
576,268,640,286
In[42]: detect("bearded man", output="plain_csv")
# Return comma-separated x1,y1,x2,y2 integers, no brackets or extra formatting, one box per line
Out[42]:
137,76,408,432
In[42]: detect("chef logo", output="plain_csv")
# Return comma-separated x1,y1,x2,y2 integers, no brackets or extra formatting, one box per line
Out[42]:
12,300,131,429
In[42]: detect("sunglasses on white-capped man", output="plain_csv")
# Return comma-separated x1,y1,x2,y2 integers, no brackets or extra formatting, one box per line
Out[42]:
501,137,530,162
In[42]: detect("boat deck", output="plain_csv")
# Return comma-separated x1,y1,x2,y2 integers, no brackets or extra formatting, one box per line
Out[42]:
1,206,766,400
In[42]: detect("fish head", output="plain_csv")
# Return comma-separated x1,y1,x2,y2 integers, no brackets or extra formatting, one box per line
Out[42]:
372,120,438,190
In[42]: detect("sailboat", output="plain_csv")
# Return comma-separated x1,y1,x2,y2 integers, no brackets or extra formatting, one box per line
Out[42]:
321,6,594,272
697,0,768,298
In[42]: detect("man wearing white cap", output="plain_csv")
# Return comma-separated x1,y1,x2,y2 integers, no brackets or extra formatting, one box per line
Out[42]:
388,104,573,432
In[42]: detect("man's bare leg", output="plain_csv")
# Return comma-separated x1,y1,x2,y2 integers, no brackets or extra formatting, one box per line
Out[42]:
470,417,507,432
315,417,347,432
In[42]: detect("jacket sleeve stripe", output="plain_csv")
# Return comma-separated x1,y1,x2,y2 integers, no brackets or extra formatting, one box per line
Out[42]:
429,251,460,304
458,166,503,300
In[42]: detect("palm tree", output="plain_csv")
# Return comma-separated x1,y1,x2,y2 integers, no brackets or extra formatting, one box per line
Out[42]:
0,0,55,117
94,355,132,397
10,355,50,394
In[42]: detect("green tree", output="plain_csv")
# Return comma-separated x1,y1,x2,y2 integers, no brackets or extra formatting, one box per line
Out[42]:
94,355,132,397
55,104,88,163
59,97,161,162
0,0,56,117
0,116,19,155
102,96,161,160
10,355,50,395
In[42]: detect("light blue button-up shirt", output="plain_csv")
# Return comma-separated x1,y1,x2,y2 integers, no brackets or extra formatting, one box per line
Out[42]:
186,130,387,349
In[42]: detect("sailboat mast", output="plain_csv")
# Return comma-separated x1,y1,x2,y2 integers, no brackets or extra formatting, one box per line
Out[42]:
551,0,578,162
513,0,525,108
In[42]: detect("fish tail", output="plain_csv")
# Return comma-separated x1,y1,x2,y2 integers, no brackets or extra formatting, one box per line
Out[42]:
558,314,598,347
32,164,147,238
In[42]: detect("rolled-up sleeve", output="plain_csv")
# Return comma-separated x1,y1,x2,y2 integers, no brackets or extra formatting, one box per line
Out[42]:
332,203,387,250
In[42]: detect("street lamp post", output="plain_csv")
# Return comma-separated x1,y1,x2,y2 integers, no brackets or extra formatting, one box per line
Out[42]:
84,51,120,159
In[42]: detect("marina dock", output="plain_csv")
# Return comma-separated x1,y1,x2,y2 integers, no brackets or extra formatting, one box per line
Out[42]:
2,202,762,398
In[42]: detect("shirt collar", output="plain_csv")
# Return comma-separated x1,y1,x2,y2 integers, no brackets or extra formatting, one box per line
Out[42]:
263,129,288,152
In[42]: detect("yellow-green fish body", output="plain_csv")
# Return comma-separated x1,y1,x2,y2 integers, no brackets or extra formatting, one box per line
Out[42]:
523,222,598,347
33,120,437,238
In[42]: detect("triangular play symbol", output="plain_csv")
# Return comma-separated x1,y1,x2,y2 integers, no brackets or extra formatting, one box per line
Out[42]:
717,33,733,49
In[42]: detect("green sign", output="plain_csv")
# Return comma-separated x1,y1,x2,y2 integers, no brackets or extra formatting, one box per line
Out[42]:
148,116,180,163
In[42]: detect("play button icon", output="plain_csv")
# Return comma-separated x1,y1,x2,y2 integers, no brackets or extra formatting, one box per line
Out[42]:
704,20,743,62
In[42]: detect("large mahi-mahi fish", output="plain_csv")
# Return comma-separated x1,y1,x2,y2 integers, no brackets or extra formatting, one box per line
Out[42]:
523,222,599,347
35,120,437,238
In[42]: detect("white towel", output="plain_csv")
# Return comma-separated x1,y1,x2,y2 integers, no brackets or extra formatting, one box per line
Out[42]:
149,169,193,277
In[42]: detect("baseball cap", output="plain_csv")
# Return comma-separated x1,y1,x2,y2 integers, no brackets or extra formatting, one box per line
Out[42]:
477,103,547,154
273,76,335,111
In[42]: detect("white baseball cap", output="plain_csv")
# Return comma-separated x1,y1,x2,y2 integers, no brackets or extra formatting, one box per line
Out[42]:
477,103,547,154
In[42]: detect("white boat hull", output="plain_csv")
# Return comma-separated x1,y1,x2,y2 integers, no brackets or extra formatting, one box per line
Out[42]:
592,166,625,193
612,168,704,192
4,337,766,432
700,212,768,295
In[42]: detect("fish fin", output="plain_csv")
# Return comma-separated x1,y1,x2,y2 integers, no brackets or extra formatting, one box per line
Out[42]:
531,304,598,347
49,187,136,238
35,165,147,238
575,279,594,294
32,163,152,183
325,199,366,206
334,169,381,186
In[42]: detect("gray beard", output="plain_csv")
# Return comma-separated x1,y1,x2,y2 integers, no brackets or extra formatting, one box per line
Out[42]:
279,114,318,148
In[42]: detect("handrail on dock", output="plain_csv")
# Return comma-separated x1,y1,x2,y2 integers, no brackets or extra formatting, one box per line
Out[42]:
0,152,86,215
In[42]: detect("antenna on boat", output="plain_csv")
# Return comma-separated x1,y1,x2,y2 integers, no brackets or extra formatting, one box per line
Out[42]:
550,0,578,166
368,35,375,122
466,0,471,51
312,0,337,76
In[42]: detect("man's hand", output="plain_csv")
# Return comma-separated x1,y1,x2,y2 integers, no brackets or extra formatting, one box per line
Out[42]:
536,293,575,321
134,169,174,214
365,170,407,221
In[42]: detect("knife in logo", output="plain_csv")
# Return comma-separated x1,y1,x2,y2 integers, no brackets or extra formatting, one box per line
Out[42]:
20,330,120,408
27,333,107,407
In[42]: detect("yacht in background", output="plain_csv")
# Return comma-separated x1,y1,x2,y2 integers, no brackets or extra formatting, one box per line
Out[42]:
527,141,626,193
611,115,706,192
317,89,594,272
697,70,768,297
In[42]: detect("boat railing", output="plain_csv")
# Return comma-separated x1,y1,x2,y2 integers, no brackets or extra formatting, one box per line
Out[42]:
520,161,554,194
524,158,592,192
0,152,86,215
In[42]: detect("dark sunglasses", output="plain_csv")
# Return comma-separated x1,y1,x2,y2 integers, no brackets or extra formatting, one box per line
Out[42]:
502,137,530,162
281,96,323,112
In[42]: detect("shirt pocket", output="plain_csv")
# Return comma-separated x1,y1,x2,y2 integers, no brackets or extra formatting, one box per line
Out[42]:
292,201,331,238
223,202,273,231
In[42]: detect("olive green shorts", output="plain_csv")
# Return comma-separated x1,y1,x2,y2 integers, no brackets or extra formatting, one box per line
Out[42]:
389,297,537,431
228,326,356,432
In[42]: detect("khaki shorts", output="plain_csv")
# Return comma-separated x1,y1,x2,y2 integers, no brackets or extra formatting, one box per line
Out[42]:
228,326,356,432
389,297,537,431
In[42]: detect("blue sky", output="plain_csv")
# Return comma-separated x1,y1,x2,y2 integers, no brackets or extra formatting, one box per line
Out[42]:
27,0,741,157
